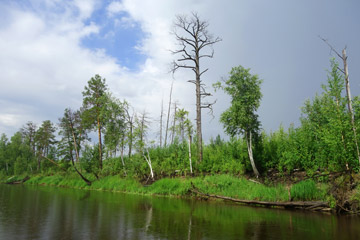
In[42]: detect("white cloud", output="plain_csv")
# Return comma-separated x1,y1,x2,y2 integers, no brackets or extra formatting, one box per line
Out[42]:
107,1,125,16
1,0,359,144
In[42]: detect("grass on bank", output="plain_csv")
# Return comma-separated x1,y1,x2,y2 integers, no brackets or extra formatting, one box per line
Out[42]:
3,173,329,202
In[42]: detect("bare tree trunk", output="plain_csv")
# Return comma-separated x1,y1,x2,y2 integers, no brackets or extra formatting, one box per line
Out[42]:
128,121,133,158
165,80,173,147
97,116,102,170
171,13,220,162
342,49,360,166
160,98,164,147
37,152,41,172
196,78,203,162
188,135,193,174
246,131,260,178
171,102,177,144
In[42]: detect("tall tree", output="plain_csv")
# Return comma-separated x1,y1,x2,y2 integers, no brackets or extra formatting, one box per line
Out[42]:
104,95,126,157
82,74,108,170
35,120,56,171
21,121,37,153
0,134,9,173
214,66,262,177
171,12,221,162
58,108,91,185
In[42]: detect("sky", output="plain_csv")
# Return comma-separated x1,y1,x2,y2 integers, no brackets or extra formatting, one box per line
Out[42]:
0,0,360,143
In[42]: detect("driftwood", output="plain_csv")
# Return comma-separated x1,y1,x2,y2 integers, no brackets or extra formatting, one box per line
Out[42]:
6,176,30,184
190,183,330,211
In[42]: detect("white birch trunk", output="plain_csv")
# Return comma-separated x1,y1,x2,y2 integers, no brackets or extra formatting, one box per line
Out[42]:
246,131,260,178
188,135,193,174
143,148,154,179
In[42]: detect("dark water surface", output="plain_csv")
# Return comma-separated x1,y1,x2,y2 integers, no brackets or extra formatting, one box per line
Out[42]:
0,184,359,240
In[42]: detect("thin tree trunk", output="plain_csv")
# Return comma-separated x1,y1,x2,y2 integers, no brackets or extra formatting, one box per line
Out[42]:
97,116,102,170
143,148,154,179
171,102,177,144
246,131,260,178
128,121,133,158
195,51,203,162
120,140,127,176
160,98,164,147
165,80,174,147
188,135,193,174
342,49,360,166
37,155,41,172
40,155,67,172
70,121,92,185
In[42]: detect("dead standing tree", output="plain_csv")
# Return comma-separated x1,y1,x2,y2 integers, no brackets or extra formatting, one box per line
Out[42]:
171,12,221,162
320,37,360,167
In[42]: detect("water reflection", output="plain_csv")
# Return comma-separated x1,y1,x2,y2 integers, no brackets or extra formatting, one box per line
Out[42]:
0,184,360,240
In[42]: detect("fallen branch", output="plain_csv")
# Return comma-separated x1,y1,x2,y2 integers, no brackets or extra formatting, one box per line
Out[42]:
40,155,67,172
190,182,329,210
6,176,30,184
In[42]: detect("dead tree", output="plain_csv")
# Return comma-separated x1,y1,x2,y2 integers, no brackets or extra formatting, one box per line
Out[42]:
320,37,360,167
159,98,164,147
164,80,174,147
171,101,178,144
171,12,221,162
124,102,135,158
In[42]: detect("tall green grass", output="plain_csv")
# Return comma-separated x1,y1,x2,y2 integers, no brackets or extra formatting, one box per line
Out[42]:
290,180,327,201
15,174,330,203
191,175,289,202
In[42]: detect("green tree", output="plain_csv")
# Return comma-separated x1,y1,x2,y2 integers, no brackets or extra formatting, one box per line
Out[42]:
174,108,189,142
35,120,56,171
58,108,91,185
298,59,354,171
104,95,126,157
0,134,9,173
82,74,108,170
215,65,262,177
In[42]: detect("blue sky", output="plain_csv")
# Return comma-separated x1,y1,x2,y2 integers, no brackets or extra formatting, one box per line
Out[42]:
81,2,146,71
0,0,360,143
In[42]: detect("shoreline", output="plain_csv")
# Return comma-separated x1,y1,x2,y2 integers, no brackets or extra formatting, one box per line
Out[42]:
2,173,351,214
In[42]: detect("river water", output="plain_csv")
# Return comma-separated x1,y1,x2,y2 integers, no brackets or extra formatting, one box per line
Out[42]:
0,184,359,239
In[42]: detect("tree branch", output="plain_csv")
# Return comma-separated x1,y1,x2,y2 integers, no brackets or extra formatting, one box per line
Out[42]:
319,36,343,59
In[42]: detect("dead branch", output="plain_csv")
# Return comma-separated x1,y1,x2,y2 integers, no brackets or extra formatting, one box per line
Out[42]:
190,183,330,210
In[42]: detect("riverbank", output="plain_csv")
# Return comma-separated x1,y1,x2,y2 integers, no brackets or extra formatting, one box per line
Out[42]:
2,173,348,211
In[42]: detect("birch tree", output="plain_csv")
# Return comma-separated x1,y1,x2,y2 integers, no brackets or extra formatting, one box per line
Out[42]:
214,66,262,177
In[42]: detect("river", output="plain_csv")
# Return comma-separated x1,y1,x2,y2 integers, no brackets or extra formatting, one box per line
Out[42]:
0,184,359,239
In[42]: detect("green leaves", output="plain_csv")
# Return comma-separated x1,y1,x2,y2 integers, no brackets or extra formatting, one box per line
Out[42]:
81,74,108,131
216,65,263,138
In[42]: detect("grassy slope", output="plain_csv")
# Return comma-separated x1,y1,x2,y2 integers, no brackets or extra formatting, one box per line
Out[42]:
1,173,330,203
